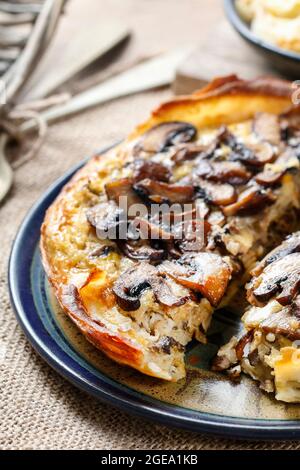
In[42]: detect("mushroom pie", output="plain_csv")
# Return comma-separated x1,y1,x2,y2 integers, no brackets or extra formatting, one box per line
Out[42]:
214,231,300,403
41,75,300,383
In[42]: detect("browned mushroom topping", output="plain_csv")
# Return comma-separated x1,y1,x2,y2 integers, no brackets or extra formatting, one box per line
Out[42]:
253,113,281,146
196,178,237,206
251,232,300,277
248,253,300,307
216,124,277,167
119,240,165,263
234,141,275,167
196,160,251,185
132,159,171,183
171,142,211,163
105,177,141,208
172,126,237,164
134,178,195,204
159,252,232,306
248,142,276,166
132,217,172,241
133,121,197,156
173,219,211,254
113,263,155,311
254,169,285,187
86,201,125,238
222,186,276,217
150,275,192,308
112,262,190,311
259,305,300,340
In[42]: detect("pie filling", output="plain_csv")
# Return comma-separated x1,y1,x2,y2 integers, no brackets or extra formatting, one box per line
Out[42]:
44,110,300,381
213,231,300,402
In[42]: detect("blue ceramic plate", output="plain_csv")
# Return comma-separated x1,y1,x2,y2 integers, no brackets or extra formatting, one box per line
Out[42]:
224,0,300,78
8,147,300,440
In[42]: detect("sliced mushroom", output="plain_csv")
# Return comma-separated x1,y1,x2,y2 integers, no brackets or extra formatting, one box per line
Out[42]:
253,113,281,146
150,274,191,308
259,305,300,340
105,177,142,208
255,147,300,186
119,240,165,263
251,232,300,277
134,121,197,156
247,142,276,166
131,217,172,241
113,264,154,311
196,160,251,185
173,219,211,254
159,252,232,306
132,159,171,183
86,201,125,239
222,127,275,167
222,186,276,217
248,253,300,307
134,178,195,204
172,126,235,164
232,141,275,167
171,141,216,164
112,263,190,311
254,169,285,187
196,178,237,206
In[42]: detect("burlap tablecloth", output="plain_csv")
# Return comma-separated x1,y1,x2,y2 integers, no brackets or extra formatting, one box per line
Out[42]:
1,0,299,451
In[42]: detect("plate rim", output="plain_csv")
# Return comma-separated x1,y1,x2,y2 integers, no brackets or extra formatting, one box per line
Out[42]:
224,0,300,63
8,146,300,440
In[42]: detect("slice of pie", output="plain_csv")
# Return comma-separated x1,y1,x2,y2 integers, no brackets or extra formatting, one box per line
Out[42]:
213,231,300,402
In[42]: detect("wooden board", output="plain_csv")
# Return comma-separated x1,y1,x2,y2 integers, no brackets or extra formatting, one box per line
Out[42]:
174,20,283,95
